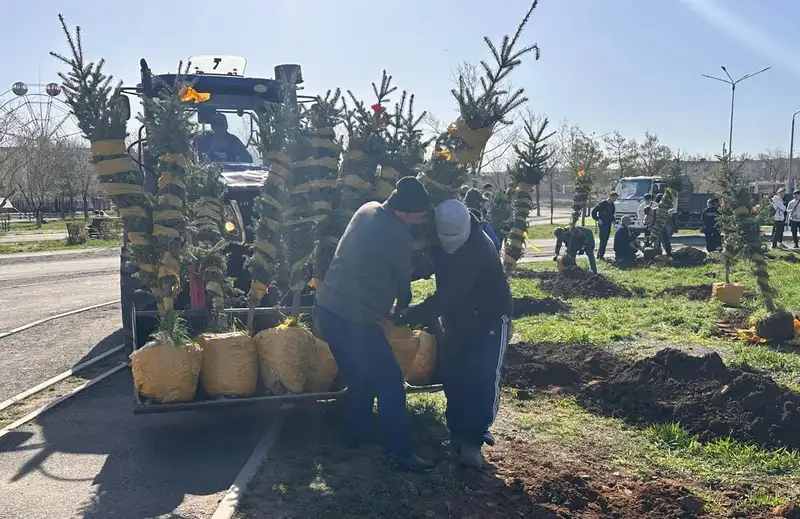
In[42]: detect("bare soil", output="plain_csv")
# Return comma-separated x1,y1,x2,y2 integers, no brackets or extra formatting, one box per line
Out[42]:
512,296,570,318
670,246,708,267
659,284,713,300
528,267,633,299
503,343,800,450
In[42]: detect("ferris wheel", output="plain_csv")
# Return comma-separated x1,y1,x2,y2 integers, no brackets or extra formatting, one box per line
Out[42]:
0,81,80,145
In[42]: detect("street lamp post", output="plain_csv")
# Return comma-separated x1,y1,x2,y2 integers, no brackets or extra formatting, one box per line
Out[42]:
701,66,771,156
789,110,800,191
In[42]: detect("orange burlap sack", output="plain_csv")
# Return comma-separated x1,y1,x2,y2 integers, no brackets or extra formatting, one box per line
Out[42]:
130,332,203,403
196,332,258,398
712,282,744,306
407,330,437,385
382,321,421,379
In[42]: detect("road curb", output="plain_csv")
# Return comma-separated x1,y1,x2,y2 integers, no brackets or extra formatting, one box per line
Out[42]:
0,247,119,266
211,414,287,519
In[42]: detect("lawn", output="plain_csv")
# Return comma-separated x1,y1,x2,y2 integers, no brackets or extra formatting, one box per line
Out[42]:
1,216,85,234
238,254,800,519
0,238,121,255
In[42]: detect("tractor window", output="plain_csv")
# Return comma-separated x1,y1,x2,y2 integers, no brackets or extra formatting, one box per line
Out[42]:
615,179,653,200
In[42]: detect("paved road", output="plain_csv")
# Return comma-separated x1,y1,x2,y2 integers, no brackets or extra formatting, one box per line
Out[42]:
0,256,119,332
0,370,276,519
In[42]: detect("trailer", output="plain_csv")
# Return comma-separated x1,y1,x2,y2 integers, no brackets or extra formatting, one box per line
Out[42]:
117,55,443,413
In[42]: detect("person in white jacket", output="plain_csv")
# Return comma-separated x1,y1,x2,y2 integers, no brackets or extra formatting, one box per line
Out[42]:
786,189,800,248
772,187,787,249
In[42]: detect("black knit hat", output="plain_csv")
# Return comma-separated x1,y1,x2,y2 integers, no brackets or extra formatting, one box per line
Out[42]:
463,188,484,211
386,176,430,213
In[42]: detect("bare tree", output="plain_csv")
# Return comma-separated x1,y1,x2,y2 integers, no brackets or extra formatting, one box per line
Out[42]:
637,131,672,177
14,134,76,227
557,124,608,188
603,131,639,179
0,111,25,210
755,149,789,183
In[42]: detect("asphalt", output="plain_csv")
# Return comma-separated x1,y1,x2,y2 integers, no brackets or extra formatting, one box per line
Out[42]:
0,305,123,402
0,369,276,519
0,256,119,332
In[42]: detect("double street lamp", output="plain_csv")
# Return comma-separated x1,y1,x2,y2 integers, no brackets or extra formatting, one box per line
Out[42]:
701,65,771,156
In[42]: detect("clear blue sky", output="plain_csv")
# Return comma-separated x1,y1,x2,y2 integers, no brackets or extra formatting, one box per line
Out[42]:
1,0,798,156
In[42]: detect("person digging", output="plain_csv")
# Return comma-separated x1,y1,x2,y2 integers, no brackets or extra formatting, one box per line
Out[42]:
614,215,639,267
552,226,597,273
315,176,434,473
397,199,512,468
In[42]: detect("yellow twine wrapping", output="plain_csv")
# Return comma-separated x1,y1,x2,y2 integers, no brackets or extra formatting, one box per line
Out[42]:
380,166,399,180
344,149,369,162
264,218,281,232
153,210,184,221
205,281,224,297
158,253,181,283
96,157,136,177
260,193,284,212
253,239,277,260
448,118,494,164
291,179,337,195
153,224,181,238
128,232,150,246
159,194,183,208
340,175,372,190
416,172,451,192
266,150,292,166
283,215,326,227
294,157,339,170
268,163,290,180
139,263,158,273
118,206,149,218
249,280,269,300
102,182,145,196
158,173,185,189
91,139,127,156
312,127,336,138
159,153,187,167
309,138,343,152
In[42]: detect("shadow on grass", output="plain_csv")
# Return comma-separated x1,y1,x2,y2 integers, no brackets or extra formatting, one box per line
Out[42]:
238,397,563,519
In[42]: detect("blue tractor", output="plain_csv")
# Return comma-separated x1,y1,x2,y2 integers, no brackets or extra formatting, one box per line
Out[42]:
118,55,306,353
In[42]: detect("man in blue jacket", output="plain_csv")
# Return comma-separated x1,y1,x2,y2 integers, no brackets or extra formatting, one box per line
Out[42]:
397,199,512,468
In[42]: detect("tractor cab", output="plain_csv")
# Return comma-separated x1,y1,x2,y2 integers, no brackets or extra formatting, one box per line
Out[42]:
119,55,305,299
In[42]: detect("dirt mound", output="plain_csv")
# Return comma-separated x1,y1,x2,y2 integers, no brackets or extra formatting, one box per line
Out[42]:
539,266,632,299
636,483,705,518
767,252,800,263
512,296,570,318
581,348,800,449
508,269,545,280
532,473,612,513
503,342,621,390
659,284,712,300
670,246,707,267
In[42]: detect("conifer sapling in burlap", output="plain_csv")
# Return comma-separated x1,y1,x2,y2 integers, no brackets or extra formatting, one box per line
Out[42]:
504,115,554,269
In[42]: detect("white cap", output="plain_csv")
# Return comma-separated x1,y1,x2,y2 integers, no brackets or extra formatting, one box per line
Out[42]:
434,199,471,254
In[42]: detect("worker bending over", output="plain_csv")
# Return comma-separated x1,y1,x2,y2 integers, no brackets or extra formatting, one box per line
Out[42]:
398,199,512,468
553,226,597,273
316,177,433,472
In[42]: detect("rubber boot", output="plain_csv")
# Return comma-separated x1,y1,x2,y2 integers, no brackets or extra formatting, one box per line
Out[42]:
459,444,484,468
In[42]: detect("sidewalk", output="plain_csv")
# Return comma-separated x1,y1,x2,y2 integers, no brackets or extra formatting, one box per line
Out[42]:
0,246,119,266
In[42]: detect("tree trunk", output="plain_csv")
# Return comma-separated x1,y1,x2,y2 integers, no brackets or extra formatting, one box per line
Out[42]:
82,194,89,219
535,184,541,217
549,171,554,225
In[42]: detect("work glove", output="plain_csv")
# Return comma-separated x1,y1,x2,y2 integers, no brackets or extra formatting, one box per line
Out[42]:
395,289,413,315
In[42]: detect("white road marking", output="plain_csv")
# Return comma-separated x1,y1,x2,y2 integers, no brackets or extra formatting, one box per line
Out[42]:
0,363,127,440
0,344,125,413
0,300,120,339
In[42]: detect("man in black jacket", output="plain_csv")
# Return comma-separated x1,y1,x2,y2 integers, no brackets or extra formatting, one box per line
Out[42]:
701,197,722,252
590,191,618,259
398,199,512,468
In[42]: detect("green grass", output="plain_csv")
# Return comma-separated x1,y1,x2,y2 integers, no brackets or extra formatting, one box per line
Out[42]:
0,238,121,255
1,216,86,234
507,393,798,514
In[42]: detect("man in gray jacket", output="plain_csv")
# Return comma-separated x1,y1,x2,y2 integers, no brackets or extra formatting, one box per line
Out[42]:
316,176,433,472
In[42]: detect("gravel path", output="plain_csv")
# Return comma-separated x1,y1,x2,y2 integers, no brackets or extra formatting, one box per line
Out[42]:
0,305,122,402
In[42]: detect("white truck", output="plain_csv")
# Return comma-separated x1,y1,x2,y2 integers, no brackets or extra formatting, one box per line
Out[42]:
612,175,709,234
